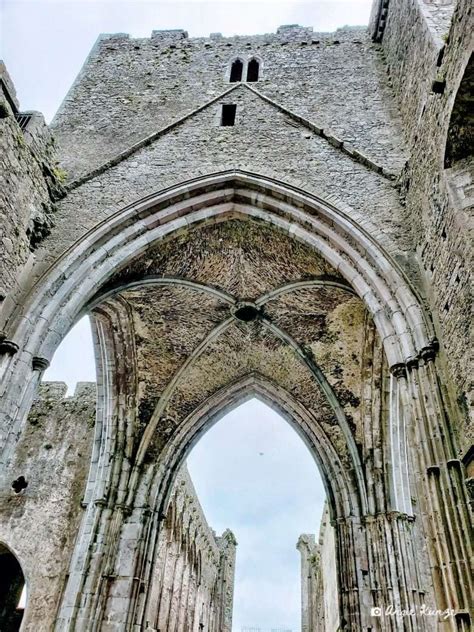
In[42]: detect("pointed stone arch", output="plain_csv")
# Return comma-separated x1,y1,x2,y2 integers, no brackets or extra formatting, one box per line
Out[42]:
0,170,470,631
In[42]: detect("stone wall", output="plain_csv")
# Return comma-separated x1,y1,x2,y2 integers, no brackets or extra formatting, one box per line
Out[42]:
51,25,407,180
0,63,64,306
0,382,96,632
374,0,473,457
146,466,236,632
0,382,235,632
297,502,339,632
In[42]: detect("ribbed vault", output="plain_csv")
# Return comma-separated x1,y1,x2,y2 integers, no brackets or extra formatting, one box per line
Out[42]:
2,171,464,632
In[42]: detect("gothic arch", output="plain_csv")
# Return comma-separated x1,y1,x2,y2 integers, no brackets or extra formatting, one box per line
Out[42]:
150,373,366,523
0,170,469,631
0,170,433,368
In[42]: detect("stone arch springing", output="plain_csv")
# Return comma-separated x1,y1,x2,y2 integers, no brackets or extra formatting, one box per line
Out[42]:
0,542,26,632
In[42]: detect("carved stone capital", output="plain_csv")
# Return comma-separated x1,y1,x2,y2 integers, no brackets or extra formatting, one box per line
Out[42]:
419,339,439,363
32,356,50,371
116,502,133,516
390,362,407,379
465,478,474,502
0,331,19,356
406,356,419,371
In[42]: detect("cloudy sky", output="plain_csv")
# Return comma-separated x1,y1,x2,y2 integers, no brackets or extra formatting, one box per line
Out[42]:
2,1,373,629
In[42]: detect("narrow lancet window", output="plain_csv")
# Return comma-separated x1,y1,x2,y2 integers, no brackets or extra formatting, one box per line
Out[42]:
246,59,259,82
229,59,243,82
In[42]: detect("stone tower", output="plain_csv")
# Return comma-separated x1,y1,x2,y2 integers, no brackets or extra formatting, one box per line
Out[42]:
0,0,472,630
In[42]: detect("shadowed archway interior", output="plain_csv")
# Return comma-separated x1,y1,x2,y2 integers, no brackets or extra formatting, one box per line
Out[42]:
0,543,25,632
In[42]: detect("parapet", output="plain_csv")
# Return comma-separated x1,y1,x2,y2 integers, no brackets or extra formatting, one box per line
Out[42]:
91,23,364,53
277,24,314,40
151,29,189,43
34,381,96,402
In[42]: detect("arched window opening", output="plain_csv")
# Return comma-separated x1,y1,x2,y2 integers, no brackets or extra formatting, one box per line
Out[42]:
445,53,473,168
42,316,95,395
229,59,243,82
0,543,26,632
246,58,260,82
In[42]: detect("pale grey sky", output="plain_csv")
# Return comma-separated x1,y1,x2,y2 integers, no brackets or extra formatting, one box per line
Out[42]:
4,2,373,628
187,400,325,631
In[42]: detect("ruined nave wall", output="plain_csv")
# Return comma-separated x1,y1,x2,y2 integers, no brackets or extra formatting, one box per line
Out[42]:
0,382,235,632
373,0,473,457
0,382,95,632
0,63,64,305
297,502,338,632
147,467,236,632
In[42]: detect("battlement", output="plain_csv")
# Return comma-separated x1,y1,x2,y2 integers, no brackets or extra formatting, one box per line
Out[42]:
151,28,189,43
94,23,366,50
35,381,96,402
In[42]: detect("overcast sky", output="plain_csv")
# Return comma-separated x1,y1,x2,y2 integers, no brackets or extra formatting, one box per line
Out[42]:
3,2,373,628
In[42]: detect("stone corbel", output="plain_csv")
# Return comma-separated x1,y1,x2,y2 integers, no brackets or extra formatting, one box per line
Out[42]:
0,331,19,356
32,356,50,371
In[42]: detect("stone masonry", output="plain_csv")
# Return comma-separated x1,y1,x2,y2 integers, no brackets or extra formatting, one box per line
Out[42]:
0,0,472,630
0,382,235,632
297,503,339,632
0,63,64,306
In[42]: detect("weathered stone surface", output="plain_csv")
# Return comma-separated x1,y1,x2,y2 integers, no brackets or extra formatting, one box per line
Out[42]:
51,26,406,180
0,382,95,632
0,2,472,630
378,0,473,455
297,502,339,632
0,63,64,302
143,466,236,632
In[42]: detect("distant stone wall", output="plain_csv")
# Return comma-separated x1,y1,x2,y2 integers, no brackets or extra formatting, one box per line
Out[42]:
376,0,473,457
0,63,64,304
0,382,96,632
297,503,339,632
146,465,236,632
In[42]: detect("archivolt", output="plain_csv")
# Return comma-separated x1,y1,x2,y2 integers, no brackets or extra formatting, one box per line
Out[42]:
0,171,433,365
0,170,436,468
144,373,366,521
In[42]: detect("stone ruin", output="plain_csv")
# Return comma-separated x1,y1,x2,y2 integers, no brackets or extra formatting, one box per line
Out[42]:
0,0,472,629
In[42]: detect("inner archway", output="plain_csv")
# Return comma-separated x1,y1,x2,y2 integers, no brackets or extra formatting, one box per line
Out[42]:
1,172,463,632
186,397,328,630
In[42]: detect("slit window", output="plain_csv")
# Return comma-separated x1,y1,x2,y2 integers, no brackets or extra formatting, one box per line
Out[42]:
221,104,236,127
229,59,243,82
247,59,260,82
